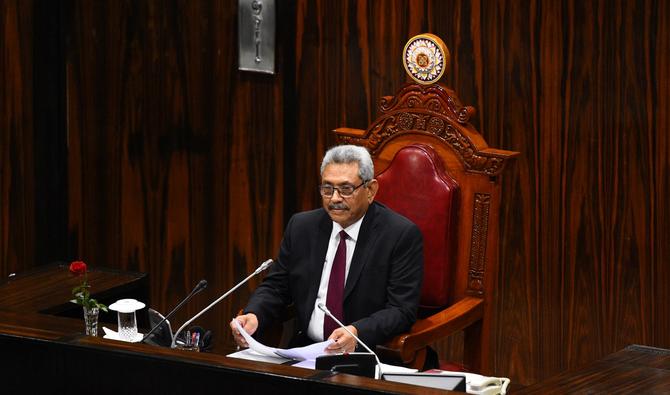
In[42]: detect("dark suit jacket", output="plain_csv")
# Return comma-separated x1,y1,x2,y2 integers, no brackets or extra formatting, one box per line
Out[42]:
245,201,423,350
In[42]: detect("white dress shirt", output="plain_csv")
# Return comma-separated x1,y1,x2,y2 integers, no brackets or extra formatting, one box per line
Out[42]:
306,215,365,341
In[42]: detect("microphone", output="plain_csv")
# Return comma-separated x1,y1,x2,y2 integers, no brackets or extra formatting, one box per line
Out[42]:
142,279,208,343
171,259,273,348
317,302,382,379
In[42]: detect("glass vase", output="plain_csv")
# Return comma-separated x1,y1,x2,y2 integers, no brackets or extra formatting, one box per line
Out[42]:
83,306,100,336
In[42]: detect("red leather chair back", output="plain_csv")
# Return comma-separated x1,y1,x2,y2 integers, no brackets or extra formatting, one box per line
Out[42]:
375,144,460,311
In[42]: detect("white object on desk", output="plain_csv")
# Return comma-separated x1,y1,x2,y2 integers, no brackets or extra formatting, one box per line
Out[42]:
228,319,417,376
102,326,144,343
108,299,145,342
227,349,290,364
428,369,511,395
230,318,333,361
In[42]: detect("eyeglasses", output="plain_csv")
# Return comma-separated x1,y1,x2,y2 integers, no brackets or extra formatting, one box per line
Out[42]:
318,181,367,197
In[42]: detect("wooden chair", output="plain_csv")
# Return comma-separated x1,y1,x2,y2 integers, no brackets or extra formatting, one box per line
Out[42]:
333,35,518,374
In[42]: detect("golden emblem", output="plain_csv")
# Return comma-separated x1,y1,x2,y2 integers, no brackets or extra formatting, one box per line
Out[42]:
403,33,450,84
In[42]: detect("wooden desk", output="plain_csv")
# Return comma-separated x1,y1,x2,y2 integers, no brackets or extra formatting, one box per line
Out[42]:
0,265,455,394
517,345,670,394
0,262,148,315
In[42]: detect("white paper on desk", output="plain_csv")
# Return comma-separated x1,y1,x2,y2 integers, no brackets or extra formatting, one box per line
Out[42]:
379,363,418,374
102,326,143,343
274,339,334,360
290,358,418,374
292,359,316,369
231,319,281,358
229,319,417,375
427,369,511,394
227,348,290,364
231,318,333,361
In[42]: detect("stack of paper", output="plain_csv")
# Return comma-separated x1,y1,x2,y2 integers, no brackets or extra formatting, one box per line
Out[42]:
226,319,417,374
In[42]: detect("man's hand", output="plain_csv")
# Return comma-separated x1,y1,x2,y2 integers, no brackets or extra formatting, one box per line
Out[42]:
325,325,358,353
230,313,258,348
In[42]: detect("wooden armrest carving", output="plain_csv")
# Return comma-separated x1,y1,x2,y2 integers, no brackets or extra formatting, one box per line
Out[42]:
380,297,484,363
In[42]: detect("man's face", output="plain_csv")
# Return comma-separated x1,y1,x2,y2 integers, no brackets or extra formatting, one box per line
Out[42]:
321,162,378,228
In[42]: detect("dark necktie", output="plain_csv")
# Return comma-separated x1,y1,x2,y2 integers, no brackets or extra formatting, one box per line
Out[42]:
324,230,347,339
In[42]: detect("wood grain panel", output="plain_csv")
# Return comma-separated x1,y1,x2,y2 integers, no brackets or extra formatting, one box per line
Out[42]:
291,0,419,211
0,0,35,277
487,0,670,384
655,0,670,360
63,0,286,350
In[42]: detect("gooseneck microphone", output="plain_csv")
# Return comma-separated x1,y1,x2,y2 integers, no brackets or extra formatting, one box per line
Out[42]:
171,259,273,348
317,302,383,379
142,279,208,343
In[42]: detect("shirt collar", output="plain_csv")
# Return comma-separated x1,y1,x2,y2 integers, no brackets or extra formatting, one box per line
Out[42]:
331,214,365,242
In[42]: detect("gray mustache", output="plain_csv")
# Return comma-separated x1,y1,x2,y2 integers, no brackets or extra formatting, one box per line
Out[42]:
329,203,349,210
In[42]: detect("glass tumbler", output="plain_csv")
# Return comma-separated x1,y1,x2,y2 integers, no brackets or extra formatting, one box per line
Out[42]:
108,298,145,342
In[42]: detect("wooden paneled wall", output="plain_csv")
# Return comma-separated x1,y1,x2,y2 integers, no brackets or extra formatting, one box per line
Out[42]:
61,0,288,354
1,0,67,276
1,0,34,276
1,0,668,386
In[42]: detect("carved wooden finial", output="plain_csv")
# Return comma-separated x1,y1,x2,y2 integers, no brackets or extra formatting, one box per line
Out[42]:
335,33,518,177
403,33,450,85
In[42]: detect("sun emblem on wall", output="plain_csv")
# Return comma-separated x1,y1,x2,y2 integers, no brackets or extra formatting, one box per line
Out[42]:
403,34,450,84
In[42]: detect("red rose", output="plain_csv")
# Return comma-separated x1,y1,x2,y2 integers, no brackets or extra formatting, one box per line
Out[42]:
69,261,87,275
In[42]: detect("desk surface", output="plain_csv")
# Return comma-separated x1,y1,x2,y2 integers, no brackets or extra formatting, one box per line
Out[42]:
0,262,147,314
0,264,454,394
517,344,670,394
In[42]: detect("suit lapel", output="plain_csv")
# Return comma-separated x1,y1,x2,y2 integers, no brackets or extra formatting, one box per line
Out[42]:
305,210,332,314
343,202,380,300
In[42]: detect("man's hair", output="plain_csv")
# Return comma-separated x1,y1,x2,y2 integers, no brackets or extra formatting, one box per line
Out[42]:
320,145,374,181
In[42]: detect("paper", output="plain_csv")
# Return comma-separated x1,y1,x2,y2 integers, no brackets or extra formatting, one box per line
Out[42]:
230,318,333,361
426,369,511,394
231,319,281,357
380,363,418,374
102,326,144,343
227,348,290,364
228,319,421,377
274,339,334,360
291,359,316,369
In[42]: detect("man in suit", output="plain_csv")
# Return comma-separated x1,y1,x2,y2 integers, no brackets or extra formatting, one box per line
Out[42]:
231,145,423,353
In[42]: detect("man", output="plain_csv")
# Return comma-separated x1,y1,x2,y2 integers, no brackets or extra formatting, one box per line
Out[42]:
231,145,423,354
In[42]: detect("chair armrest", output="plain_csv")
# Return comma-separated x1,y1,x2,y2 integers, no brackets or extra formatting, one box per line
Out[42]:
379,296,484,363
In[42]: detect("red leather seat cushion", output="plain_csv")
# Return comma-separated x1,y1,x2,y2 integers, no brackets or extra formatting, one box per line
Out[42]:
375,144,459,309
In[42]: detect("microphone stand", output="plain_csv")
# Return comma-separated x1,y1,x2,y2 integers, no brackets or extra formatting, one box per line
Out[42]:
171,259,273,348
318,303,383,379
141,279,208,343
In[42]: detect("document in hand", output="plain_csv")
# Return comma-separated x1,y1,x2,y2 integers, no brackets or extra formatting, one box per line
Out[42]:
230,318,333,362
228,319,419,375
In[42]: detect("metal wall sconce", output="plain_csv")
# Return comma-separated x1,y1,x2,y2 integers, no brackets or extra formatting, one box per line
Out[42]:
238,0,275,74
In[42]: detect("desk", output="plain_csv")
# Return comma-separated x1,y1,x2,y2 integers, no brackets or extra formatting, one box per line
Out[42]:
0,262,149,319
517,344,670,394
0,265,453,394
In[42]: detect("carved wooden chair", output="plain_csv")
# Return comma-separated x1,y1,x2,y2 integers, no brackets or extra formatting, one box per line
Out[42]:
334,34,518,374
